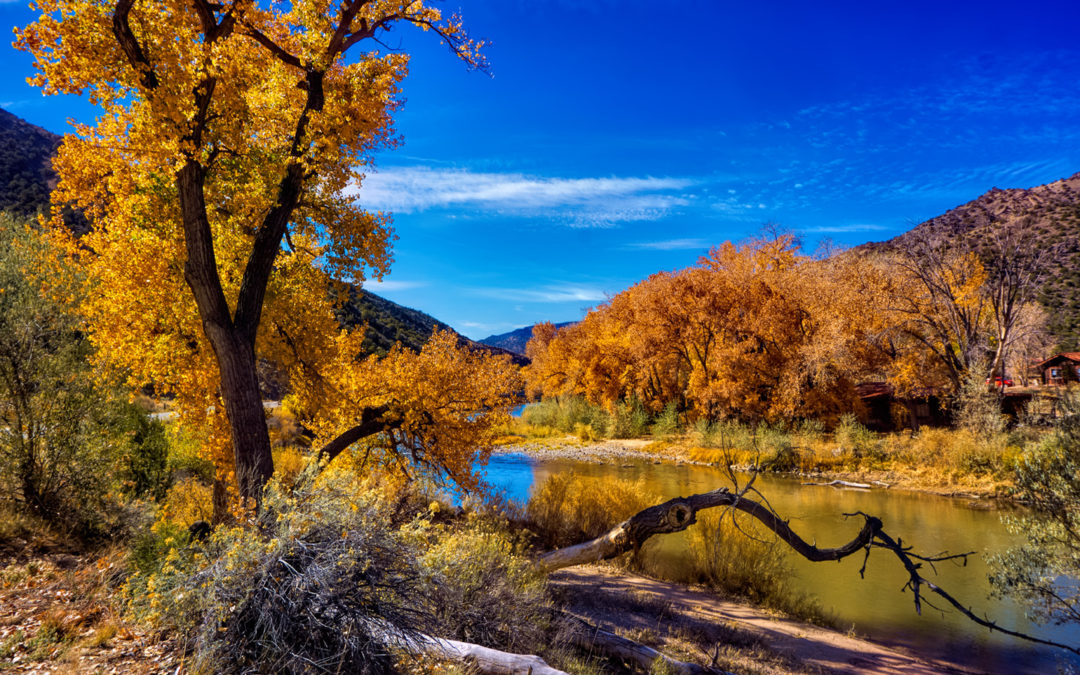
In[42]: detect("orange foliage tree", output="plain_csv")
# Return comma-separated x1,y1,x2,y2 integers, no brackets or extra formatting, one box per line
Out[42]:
526,233,887,424
16,1,516,507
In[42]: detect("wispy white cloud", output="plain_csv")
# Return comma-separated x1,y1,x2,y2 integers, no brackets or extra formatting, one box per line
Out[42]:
362,279,426,292
472,284,607,304
457,320,516,333
350,166,694,227
626,238,708,251
802,223,890,234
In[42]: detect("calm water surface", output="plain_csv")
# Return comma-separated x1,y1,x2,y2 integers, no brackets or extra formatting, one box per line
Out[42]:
481,452,1080,674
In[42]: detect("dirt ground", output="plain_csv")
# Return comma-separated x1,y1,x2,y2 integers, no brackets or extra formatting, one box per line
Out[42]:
551,565,984,675
0,544,179,674
1,539,985,674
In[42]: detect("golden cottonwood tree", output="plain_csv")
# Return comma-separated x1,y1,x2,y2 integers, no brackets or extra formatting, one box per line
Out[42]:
16,0,508,505
525,233,883,424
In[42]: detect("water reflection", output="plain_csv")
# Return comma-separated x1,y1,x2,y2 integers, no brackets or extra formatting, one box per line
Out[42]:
484,453,1080,674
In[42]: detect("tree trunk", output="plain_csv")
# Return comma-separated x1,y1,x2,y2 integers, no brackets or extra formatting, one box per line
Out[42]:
176,162,274,506
213,328,274,504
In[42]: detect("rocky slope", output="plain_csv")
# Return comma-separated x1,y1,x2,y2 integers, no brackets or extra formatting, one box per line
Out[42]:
865,171,1080,348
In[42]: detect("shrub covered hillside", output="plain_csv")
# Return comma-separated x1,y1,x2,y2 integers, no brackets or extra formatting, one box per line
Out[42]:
864,171,1080,350
0,108,60,218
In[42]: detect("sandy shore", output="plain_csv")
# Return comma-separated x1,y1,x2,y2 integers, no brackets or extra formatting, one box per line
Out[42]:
553,565,983,675
494,438,705,464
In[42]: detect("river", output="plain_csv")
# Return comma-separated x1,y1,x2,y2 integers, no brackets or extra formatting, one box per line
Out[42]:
481,451,1080,674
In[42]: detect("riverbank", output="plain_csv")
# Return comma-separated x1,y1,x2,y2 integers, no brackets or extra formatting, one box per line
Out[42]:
493,435,1012,501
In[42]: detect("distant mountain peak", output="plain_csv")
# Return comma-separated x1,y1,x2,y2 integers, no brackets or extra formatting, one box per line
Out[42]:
0,108,61,218
479,321,577,356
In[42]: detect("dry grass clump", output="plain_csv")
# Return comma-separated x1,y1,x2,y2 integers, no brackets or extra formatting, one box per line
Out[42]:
686,417,1031,489
124,472,556,674
528,473,829,625
525,474,661,549
672,512,831,625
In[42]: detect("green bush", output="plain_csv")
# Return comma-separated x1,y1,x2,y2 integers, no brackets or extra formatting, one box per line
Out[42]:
522,396,609,438
651,402,680,439
117,403,171,501
0,214,127,538
556,396,607,436
521,399,560,428
759,426,799,471
609,396,650,439
795,418,826,444
835,413,877,458
953,367,1007,436
989,390,1080,626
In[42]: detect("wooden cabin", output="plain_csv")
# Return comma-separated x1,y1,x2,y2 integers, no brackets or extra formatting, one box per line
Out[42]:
856,382,947,431
1036,352,1080,386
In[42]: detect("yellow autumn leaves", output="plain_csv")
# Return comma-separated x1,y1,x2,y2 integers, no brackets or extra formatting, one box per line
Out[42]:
525,233,1007,425
15,0,508,499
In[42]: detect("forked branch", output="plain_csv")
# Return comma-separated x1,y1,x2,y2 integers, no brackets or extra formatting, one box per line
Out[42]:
540,487,1080,657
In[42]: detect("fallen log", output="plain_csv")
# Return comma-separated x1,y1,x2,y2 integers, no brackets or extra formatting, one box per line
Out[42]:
539,487,878,572
801,479,873,489
564,613,731,675
538,485,1080,657
384,630,567,674
416,636,566,674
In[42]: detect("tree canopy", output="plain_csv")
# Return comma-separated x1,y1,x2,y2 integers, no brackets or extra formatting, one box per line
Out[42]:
525,230,1052,426
16,0,511,510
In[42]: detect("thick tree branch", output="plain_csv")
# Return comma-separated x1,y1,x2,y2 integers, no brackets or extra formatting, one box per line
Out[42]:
112,0,159,91
233,161,305,339
870,527,1080,656
241,25,304,69
316,404,392,465
177,162,234,332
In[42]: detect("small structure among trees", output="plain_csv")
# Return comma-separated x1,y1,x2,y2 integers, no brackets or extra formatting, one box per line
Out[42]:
1037,352,1080,386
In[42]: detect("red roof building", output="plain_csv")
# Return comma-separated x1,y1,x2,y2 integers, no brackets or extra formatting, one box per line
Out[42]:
1036,353,1080,386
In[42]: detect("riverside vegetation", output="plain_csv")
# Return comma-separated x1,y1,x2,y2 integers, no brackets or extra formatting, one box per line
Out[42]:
5,0,1080,670
4,214,1080,671
503,394,1044,496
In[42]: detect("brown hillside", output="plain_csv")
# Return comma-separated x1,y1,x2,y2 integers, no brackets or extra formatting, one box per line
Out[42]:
863,172,1080,349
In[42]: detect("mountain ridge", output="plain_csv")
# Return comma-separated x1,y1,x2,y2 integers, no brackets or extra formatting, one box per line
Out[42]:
860,171,1080,348
0,108,60,218
479,322,577,356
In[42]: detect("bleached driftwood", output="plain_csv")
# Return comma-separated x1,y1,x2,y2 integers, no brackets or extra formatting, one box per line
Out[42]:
416,636,566,674
384,630,566,674
801,479,872,489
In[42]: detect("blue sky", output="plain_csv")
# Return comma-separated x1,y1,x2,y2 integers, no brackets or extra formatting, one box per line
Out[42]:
3,0,1080,339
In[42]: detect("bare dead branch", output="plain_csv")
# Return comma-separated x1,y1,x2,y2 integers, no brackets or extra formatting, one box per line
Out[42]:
540,487,1080,657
